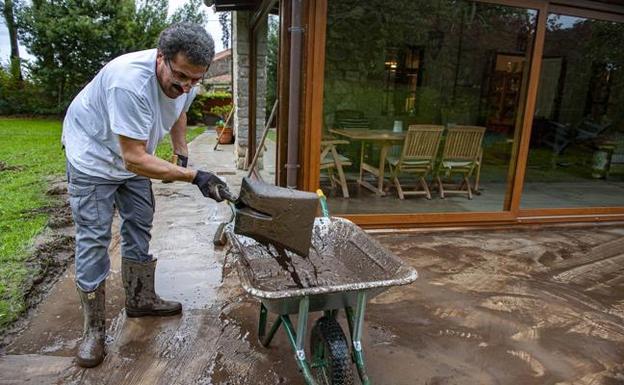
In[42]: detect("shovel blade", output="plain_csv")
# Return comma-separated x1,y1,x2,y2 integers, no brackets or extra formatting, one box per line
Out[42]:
233,177,318,256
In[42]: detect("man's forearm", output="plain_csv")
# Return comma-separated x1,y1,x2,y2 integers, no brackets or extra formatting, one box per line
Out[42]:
171,113,188,157
124,151,196,182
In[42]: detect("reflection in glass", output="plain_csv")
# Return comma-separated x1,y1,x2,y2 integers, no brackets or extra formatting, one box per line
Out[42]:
522,15,624,209
321,1,537,214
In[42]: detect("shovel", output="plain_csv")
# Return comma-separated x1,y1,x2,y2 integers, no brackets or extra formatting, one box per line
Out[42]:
219,177,319,257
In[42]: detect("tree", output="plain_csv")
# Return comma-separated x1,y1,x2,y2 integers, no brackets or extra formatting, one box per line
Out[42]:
126,0,169,52
266,15,278,117
170,0,208,25
218,11,230,49
15,0,181,110
13,0,210,113
1,0,22,80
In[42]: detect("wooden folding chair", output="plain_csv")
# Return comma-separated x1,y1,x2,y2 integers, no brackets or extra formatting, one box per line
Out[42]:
320,138,352,198
386,125,444,199
435,126,486,199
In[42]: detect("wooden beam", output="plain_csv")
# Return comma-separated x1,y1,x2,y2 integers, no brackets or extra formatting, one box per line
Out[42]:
251,0,278,33
212,0,257,12
473,0,544,8
520,207,624,216
345,210,624,229
551,0,624,15
347,211,518,229
508,2,549,215
549,4,624,20
300,0,327,191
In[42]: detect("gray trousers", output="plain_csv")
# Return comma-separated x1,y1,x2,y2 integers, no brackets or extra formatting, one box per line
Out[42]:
66,161,154,292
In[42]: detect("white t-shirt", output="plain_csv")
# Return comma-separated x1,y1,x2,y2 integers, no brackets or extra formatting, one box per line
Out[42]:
62,49,197,180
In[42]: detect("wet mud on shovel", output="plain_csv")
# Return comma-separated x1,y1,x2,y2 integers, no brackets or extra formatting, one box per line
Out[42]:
221,177,319,257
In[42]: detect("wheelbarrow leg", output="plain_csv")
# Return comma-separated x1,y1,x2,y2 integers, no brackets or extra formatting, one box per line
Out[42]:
259,303,282,347
259,303,268,340
346,292,371,385
280,296,319,385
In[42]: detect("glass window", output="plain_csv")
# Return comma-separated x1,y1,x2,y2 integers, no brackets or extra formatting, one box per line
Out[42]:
521,14,624,209
321,0,537,214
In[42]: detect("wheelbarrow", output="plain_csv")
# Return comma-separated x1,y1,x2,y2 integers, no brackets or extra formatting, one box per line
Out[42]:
224,210,418,384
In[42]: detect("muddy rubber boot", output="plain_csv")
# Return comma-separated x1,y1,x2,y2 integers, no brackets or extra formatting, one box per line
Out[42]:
76,282,106,368
122,258,182,317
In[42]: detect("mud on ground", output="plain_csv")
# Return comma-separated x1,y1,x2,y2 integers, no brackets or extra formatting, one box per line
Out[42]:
0,178,75,349
0,161,24,172
2,132,624,384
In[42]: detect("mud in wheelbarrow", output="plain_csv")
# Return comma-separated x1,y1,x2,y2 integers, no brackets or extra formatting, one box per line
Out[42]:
225,217,418,385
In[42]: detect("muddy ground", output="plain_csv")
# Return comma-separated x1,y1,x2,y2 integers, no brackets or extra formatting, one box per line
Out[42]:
0,177,75,348
1,134,623,385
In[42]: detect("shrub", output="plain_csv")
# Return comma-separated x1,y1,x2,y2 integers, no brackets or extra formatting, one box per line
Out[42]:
210,104,233,123
0,66,65,116
187,91,232,125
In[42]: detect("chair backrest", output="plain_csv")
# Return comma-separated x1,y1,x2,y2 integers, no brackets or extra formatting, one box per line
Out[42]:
334,110,370,130
575,117,612,140
401,125,445,162
442,126,486,161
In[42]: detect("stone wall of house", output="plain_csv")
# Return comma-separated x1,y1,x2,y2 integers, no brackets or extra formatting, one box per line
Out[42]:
233,12,268,170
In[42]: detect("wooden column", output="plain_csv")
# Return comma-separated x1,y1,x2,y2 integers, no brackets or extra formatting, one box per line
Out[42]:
300,0,327,191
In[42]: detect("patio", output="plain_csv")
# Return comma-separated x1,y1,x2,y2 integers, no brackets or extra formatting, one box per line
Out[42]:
2,130,623,385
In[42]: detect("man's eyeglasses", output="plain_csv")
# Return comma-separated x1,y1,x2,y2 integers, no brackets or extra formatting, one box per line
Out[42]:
166,59,205,86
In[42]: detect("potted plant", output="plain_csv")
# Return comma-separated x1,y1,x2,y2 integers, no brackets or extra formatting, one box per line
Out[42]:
210,104,234,144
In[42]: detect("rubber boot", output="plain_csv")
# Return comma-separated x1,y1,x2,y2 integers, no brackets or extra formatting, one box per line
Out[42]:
122,258,182,317
76,282,106,368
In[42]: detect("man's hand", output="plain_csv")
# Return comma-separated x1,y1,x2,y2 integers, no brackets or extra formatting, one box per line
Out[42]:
192,170,232,202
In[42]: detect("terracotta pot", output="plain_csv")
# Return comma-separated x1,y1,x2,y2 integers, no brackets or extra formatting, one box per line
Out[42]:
216,126,233,144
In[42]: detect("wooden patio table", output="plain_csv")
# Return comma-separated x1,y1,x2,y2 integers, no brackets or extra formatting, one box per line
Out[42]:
329,128,406,196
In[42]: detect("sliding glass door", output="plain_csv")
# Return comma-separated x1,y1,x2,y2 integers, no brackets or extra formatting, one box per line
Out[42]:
320,0,538,215
521,11,624,209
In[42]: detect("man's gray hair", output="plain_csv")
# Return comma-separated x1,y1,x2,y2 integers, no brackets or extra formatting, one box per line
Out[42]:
158,23,215,67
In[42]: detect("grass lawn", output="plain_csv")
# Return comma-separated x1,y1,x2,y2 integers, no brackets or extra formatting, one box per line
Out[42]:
155,126,205,161
0,118,205,329
0,118,65,329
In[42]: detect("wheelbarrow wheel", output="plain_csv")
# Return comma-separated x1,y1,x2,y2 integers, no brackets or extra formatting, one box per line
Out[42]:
310,316,354,385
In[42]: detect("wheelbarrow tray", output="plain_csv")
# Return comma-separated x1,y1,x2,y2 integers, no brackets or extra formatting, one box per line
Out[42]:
226,217,417,314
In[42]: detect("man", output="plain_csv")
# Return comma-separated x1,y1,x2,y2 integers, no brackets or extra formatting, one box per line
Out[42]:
62,23,231,368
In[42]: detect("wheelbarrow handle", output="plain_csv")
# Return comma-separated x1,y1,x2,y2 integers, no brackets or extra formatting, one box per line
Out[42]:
316,189,329,218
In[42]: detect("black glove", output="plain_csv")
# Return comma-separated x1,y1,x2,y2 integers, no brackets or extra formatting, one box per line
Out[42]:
176,154,188,168
192,170,232,202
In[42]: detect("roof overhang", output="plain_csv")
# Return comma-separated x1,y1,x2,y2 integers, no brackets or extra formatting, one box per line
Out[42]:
204,0,258,11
